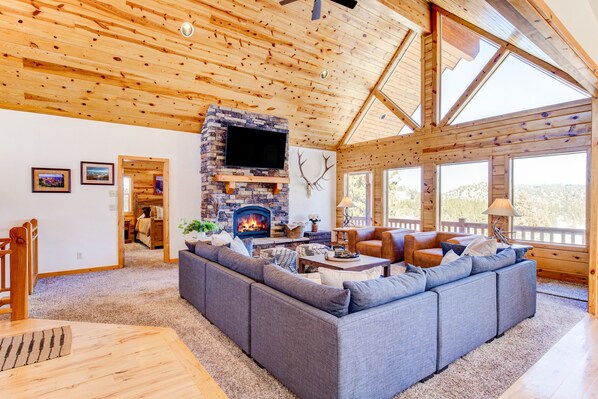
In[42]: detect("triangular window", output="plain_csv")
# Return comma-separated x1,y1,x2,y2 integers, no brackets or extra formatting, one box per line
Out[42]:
452,54,590,124
349,98,406,145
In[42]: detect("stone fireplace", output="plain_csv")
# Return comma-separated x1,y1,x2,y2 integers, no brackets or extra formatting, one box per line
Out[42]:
233,206,271,238
200,105,289,236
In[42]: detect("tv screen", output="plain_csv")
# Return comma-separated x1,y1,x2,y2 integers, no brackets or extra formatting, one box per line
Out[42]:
225,125,287,169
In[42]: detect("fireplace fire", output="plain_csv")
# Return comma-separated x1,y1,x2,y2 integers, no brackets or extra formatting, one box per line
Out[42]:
233,206,271,238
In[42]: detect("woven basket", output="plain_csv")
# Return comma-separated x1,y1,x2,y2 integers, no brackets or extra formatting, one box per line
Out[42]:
285,225,305,239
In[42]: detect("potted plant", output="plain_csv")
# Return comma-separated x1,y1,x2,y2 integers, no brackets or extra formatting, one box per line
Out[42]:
308,214,321,232
178,219,219,240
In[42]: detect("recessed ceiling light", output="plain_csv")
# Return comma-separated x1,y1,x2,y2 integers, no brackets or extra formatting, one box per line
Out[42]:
320,70,329,80
181,22,195,38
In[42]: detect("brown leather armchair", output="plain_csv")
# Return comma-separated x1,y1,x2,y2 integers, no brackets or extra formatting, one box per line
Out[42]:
347,227,415,263
404,231,479,268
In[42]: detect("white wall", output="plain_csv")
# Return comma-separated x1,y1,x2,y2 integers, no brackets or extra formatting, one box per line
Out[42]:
288,147,337,231
0,109,202,273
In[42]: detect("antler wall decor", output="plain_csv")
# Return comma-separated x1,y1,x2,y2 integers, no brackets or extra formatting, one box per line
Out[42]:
297,152,335,197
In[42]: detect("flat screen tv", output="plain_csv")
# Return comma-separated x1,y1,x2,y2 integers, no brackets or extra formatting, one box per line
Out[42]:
225,125,288,169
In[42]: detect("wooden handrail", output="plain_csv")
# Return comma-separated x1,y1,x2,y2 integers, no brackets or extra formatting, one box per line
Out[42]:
10,226,28,320
23,219,39,293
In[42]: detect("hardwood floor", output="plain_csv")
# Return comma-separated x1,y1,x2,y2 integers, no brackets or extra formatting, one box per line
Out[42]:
501,315,598,398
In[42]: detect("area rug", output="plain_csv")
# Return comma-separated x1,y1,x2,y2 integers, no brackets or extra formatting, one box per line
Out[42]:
536,276,587,302
27,244,587,399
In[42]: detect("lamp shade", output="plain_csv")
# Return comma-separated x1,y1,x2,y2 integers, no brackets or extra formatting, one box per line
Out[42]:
337,196,355,208
482,198,521,217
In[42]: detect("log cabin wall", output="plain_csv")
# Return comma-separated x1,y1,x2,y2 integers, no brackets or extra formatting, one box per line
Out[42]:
123,160,164,223
336,10,593,283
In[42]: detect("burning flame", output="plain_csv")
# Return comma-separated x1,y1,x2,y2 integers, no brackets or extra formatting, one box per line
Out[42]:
238,214,267,233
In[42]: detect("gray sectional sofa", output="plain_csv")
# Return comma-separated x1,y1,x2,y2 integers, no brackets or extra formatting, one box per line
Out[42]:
179,242,536,399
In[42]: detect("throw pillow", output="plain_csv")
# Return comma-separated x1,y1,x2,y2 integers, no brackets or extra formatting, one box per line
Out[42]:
259,247,298,273
242,237,254,256
463,236,497,256
471,247,517,274
229,236,250,257
319,266,382,289
407,256,473,290
185,240,197,252
218,246,269,282
263,264,350,317
497,246,528,262
212,230,233,247
343,267,426,313
441,242,467,256
440,249,460,264
296,243,330,272
194,241,220,262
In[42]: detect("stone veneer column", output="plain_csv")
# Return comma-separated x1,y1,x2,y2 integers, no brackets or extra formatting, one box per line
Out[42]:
200,105,290,234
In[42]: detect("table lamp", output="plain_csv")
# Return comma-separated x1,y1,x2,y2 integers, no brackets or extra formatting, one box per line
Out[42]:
482,198,521,244
337,196,355,227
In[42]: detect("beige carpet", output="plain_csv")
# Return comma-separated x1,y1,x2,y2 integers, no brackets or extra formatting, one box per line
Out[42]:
26,243,587,399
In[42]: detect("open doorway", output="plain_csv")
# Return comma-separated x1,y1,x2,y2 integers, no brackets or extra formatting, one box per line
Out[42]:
117,156,170,267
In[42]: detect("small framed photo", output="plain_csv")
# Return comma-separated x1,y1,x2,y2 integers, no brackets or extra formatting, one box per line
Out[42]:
154,175,164,195
81,162,114,185
32,168,71,193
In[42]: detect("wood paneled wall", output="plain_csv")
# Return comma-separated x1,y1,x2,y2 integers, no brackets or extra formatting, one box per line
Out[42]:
123,160,163,220
336,7,593,283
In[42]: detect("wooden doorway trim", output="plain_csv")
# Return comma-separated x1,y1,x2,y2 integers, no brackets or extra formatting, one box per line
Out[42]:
117,155,170,267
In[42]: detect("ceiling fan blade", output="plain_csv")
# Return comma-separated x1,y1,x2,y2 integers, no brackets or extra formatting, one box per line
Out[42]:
279,0,299,5
312,0,322,20
330,0,358,9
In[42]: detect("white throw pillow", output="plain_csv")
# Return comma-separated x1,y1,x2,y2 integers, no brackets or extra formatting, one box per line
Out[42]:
211,230,233,247
229,236,250,257
441,250,460,264
463,237,497,256
155,206,164,219
319,266,382,289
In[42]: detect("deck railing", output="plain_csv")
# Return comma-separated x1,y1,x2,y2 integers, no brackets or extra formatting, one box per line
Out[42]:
350,216,585,245
0,226,29,321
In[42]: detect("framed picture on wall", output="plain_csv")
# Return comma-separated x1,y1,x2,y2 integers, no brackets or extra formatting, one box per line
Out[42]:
81,161,114,185
154,175,164,195
32,167,71,193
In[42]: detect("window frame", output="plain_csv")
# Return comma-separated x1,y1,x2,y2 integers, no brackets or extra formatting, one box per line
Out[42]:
437,159,491,235
383,166,423,231
509,150,589,249
345,171,373,227
123,174,133,215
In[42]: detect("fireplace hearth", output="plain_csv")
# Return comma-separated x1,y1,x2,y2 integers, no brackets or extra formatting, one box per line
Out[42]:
233,206,271,238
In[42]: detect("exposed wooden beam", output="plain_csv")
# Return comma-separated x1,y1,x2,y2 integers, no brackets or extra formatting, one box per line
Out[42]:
439,46,510,127
485,0,598,96
430,8,442,127
378,0,431,33
374,90,420,131
338,30,418,147
589,97,598,315
434,5,588,95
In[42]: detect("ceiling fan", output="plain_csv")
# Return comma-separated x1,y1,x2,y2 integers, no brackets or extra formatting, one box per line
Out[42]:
279,0,358,21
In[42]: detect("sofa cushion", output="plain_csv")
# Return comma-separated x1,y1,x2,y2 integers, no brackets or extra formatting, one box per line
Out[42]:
230,236,250,257
440,249,460,264
356,240,383,257
343,267,426,313
441,242,467,256
407,256,473,290
218,246,269,282
497,246,528,263
263,263,350,317
185,240,197,252
194,241,220,262
211,230,233,247
319,266,382,289
471,248,516,274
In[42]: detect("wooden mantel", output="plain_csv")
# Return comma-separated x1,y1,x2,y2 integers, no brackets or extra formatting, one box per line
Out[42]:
213,175,290,195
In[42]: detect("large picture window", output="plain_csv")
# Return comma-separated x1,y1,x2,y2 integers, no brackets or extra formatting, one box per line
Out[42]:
511,152,587,245
346,172,372,227
438,161,489,236
385,167,422,231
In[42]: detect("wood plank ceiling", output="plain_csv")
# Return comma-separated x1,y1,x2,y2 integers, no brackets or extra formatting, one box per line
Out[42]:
0,0,414,150
0,0,596,149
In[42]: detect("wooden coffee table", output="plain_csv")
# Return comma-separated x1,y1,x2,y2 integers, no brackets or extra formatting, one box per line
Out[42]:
298,254,391,277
